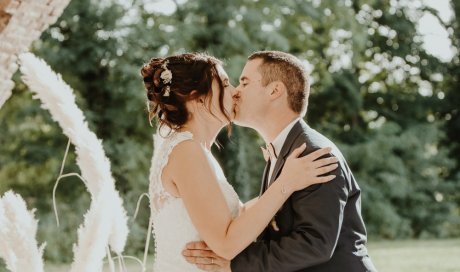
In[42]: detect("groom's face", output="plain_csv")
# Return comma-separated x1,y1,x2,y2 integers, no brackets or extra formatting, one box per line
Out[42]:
233,59,270,127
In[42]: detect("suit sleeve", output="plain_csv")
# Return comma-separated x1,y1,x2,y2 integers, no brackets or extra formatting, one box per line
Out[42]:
231,153,349,272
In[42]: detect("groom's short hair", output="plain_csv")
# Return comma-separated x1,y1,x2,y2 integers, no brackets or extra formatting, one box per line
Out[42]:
248,51,310,115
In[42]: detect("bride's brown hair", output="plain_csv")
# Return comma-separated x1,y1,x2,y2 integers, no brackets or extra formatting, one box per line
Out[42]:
140,53,231,130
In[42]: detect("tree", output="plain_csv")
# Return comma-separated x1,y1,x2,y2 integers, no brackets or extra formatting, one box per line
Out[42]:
131,0,460,238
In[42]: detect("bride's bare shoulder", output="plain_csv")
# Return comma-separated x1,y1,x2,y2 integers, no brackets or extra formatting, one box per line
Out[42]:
166,139,209,172
170,139,203,157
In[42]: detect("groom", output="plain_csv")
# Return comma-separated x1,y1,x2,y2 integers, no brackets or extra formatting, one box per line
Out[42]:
183,51,376,271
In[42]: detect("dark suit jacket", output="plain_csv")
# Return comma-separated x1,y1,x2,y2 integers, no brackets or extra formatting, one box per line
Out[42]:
231,120,377,272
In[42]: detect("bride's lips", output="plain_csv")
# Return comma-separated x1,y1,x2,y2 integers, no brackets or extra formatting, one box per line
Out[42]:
232,103,239,117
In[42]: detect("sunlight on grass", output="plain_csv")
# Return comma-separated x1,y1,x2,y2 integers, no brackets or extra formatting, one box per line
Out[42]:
369,239,460,272
2,239,458,272
44,256,154,272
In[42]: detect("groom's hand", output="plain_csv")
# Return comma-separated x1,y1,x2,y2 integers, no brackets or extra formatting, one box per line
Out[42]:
183,241,231,272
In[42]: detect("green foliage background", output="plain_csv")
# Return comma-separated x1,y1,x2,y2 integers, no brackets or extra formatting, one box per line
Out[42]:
0,0,459,262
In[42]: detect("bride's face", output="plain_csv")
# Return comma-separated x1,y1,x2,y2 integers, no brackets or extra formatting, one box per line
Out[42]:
207,65,235,126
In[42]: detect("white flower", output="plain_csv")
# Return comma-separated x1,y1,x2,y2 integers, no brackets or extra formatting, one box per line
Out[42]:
160,70,172,84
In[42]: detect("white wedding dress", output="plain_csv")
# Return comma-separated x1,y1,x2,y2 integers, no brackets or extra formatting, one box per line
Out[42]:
149,131,241,272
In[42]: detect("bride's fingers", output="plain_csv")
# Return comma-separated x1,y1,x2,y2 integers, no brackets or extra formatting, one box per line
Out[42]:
310,156,338,168
314,163,338,175
304,147,332,161
314,174,336,183
288,143,307,159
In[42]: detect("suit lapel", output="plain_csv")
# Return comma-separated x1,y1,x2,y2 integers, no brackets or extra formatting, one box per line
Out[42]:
268,121,304,187
259,160,271,196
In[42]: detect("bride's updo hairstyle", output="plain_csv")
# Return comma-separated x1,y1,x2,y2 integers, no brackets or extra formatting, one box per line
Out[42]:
140,53,230,130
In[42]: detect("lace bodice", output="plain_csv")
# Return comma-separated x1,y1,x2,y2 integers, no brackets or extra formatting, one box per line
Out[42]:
148,131,241,272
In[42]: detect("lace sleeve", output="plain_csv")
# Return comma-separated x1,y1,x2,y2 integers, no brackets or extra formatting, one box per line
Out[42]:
148,131,193,214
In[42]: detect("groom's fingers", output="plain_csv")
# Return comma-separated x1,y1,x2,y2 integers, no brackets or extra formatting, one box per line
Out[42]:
185,256,213,265
183,249,214,258
185,256,227,268
186,241,210,250
185,256,214,264
196,263,221,271
196,256,228,270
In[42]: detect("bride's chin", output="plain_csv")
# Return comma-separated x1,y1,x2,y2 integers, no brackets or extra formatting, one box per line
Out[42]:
219,120,231,129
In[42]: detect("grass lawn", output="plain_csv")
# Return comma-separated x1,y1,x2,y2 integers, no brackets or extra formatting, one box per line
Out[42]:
2,239,459,272
368,239,460,272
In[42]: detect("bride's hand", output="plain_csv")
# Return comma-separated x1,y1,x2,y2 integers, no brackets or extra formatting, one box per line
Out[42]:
279,144,338,193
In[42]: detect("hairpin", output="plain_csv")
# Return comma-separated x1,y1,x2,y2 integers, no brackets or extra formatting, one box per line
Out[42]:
163,86,171,97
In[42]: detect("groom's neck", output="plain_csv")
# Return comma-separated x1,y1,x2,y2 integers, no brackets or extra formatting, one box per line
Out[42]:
259,111,300,144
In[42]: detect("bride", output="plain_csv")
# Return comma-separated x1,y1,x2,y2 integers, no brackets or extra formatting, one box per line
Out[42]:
140,53,338,271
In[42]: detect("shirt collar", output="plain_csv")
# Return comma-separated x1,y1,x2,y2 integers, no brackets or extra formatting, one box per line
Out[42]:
270,118,301,158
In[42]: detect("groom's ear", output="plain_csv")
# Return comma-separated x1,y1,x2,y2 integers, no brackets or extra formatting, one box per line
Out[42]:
268,81,286,100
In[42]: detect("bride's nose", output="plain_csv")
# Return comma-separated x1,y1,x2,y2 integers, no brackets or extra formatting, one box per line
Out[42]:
230,86,239,98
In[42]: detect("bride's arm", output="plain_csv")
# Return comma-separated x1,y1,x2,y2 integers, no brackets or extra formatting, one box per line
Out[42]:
239,197,258,214
168,140,336,260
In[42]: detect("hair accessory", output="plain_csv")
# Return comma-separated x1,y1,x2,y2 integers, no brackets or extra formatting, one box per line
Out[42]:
163,86,171,97
160,60,172,85
160,60,172,97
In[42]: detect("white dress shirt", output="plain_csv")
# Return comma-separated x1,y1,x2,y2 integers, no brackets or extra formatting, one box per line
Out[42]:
267,118,301,184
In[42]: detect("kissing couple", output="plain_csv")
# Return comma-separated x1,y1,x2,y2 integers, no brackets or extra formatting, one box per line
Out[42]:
140,50,377,272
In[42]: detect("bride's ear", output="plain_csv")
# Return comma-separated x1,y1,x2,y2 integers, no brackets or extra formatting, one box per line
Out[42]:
189,90,205,102
189,90,199,98
186,90,205,113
